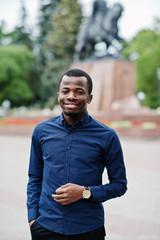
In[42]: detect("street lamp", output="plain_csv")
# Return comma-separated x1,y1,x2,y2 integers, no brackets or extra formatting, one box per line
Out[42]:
157,68,160,106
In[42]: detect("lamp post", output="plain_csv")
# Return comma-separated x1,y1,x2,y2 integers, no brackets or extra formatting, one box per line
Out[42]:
157,68,160,107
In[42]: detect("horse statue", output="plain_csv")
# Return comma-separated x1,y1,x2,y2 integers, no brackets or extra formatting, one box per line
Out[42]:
74,0,124,61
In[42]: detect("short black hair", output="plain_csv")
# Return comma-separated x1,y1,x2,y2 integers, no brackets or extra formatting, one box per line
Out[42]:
58,68,93,94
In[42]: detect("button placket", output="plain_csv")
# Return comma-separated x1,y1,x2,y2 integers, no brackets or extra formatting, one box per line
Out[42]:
64,131,72,183
63,130,72,233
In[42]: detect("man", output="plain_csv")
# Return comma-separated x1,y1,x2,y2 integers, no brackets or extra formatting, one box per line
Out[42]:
27,68,127,240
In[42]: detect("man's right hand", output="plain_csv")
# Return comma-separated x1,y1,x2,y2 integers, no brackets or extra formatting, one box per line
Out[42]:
29,219,36,228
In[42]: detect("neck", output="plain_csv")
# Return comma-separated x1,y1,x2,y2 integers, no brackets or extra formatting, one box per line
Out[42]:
63,111,86,125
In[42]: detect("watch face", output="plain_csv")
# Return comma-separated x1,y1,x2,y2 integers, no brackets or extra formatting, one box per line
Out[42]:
83,189,91,199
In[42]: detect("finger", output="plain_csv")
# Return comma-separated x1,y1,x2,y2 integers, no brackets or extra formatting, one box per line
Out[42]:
55,183,72,193
52,193,67,200
56,188,66,194
52,195,69,205
57,184,69,190
56,184,71,193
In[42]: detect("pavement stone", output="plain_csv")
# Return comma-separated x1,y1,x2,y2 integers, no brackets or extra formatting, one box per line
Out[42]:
0,135,160,240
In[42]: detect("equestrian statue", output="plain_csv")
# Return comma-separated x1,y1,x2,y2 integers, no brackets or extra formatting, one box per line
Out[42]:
74,0,124,61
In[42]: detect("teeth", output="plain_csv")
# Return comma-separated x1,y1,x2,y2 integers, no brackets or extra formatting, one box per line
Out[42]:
66,104,77,106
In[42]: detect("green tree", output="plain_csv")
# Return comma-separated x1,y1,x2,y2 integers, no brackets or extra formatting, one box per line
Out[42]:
122,19,160,109
37,0,59,67
0,21,13,45
10,0,33,50
0,1,42,108
0,45,35,106
0,1,33,49
39,0,82,108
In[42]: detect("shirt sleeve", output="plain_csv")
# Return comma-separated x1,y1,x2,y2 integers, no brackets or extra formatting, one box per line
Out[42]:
27,126,44,222
90,131,127,202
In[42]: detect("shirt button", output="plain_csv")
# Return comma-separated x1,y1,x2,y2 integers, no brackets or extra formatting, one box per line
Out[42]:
67,146,70,150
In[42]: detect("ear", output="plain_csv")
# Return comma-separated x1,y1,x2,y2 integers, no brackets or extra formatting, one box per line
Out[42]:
57,92,59,103
87,94,93,104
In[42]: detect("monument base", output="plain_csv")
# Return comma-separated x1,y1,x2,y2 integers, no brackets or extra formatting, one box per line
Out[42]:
71,58,136,115
70,59,160,137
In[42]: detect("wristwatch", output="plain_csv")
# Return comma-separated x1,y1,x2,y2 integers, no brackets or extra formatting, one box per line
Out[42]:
82,186,91,199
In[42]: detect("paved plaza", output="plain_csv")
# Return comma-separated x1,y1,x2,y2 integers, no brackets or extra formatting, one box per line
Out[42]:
0,134,160,240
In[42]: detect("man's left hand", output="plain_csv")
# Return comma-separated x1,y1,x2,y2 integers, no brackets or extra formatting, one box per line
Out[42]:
52,183,84,205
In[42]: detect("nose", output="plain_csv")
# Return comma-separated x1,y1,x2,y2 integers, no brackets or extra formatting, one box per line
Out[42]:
67,91,77,100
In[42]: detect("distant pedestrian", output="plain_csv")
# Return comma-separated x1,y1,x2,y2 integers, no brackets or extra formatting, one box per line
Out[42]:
27,68,127,240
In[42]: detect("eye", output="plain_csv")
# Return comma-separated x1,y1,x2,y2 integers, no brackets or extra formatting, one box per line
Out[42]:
61,90,68,94
77,90,84,95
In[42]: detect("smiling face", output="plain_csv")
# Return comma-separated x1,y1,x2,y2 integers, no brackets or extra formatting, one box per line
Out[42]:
58,75,93,125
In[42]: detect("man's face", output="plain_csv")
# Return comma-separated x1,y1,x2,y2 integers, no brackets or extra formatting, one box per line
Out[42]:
58,75,92,119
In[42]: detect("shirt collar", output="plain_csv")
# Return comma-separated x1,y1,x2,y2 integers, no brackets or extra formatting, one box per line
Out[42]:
59,112,90,127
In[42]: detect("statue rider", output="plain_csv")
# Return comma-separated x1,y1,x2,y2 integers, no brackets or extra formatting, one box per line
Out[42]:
92,0,107,22
88,0,108,42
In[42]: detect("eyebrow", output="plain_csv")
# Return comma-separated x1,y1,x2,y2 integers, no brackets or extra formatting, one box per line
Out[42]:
61,87,86,91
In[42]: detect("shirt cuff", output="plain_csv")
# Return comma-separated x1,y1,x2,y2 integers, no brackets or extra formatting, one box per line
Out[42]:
90,185,104,202
28,207,39,222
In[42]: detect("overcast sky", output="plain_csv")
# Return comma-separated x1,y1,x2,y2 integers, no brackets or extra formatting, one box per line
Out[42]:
0,0,160,40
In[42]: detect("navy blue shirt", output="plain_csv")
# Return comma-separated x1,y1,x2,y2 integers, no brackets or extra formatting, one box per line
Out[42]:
27,112,127,235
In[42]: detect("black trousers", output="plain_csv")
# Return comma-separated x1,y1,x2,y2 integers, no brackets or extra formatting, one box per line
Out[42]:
30,221,105,240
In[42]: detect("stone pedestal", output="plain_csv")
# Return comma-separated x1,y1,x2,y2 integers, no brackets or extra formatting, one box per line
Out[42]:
71,59,136,114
